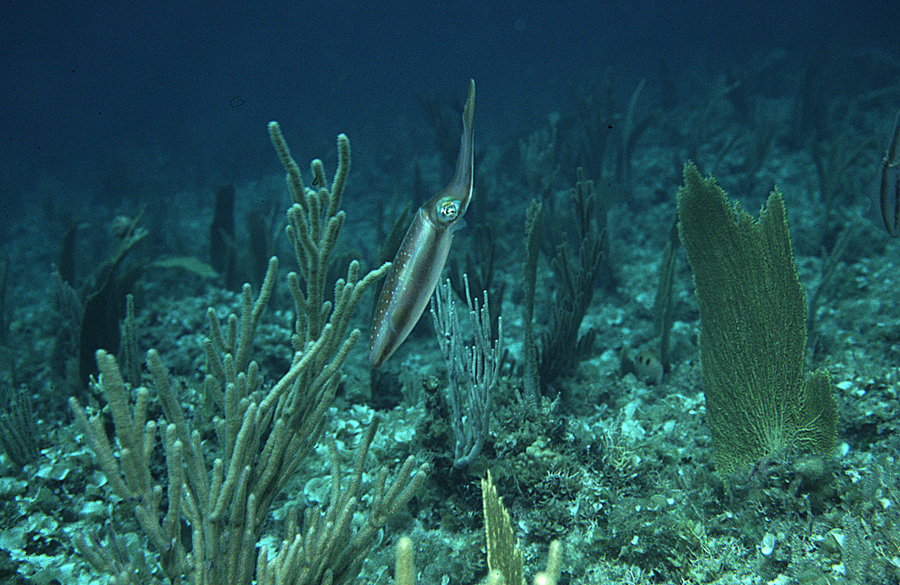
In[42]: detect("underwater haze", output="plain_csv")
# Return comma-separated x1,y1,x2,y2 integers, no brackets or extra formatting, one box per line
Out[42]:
2,1,895,199
1,0,900,583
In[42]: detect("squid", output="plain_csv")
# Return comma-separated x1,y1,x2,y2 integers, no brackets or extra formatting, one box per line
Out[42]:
881,110,900,237
369,79,476,368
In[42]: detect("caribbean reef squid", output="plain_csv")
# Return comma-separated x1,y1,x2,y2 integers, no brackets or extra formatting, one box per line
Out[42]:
369,79,476,368
881,110,900,237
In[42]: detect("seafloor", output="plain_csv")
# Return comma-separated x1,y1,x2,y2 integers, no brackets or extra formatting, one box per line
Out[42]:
1,56,899,585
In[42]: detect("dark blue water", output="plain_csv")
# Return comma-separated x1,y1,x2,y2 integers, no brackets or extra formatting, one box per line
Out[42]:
1,0,895,207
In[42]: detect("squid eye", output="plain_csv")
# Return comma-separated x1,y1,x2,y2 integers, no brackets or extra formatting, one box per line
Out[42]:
437,199,460,223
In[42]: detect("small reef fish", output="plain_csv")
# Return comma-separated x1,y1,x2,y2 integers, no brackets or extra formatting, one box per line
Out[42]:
369,80,476,368
621,348,664,386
